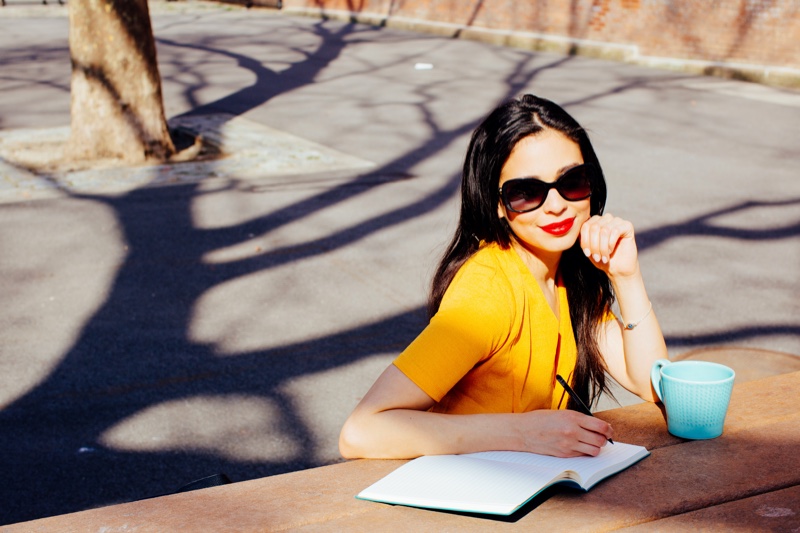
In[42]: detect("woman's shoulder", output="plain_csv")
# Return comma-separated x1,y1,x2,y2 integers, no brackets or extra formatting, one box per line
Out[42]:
460,242,523,278
448,243,520,295
466,241,516,265
438,243,518,322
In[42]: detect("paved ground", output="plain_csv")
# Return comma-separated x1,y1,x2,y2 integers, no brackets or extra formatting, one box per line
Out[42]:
0,0,798,525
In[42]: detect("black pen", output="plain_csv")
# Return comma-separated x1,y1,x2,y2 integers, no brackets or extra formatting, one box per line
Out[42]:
556,374,614,444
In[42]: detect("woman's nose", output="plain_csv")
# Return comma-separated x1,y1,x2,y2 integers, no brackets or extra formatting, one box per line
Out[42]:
541,188,567,214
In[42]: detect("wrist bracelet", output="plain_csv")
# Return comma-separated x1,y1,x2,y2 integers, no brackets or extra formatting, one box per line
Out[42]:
623,301,653,330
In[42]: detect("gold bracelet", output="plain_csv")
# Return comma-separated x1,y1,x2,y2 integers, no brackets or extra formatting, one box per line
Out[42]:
623,301,653,330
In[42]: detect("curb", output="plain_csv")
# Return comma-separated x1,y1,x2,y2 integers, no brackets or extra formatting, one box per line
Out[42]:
281,6,800,91
4,1,797,89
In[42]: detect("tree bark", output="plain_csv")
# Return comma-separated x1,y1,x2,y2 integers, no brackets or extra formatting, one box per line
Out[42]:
66,0,175,164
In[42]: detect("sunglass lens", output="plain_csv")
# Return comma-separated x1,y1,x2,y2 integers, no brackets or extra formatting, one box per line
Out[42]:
506,182,546,212
558,166,593,200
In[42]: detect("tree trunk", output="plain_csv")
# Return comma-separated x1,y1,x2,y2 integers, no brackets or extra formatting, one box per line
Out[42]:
66,0,175,164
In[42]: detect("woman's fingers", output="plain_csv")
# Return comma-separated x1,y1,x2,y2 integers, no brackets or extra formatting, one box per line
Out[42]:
581,214,635,266
520,410,613,457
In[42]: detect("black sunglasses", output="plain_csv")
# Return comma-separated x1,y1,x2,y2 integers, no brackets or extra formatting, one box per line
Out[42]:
499,163,595,213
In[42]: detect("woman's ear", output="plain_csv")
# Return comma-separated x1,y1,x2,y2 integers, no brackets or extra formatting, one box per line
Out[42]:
497,202,506,220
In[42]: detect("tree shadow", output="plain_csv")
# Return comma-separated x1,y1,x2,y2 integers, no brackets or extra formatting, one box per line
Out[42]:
636,197,800,347
0,13,589,525
637,198,800,250
0,10,797,528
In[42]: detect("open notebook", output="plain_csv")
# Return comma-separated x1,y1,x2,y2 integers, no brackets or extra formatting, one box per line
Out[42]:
357,441,649,516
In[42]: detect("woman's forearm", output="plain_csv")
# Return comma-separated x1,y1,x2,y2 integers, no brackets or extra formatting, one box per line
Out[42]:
340,408,523,459
340,362,615,460
340,407,613,459
609,266,668,400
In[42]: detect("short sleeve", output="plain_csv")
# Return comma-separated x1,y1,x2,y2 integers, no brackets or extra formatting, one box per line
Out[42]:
393,254,515,401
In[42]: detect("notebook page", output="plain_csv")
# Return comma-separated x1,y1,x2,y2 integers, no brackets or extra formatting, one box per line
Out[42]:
467,441,648,488
357,454,563,515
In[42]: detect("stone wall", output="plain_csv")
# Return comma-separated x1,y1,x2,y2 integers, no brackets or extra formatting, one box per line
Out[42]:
281,0,800,87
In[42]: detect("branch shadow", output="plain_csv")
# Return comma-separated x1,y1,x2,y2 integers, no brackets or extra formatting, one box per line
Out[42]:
635,197,800,347
0,13,587,525
636,198,800,251
0,9,797,528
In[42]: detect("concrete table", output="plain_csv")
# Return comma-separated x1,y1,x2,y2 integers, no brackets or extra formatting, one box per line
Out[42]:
6,371,799,532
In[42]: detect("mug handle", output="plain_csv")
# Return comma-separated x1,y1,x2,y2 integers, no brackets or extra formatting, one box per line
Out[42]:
650,359,671,402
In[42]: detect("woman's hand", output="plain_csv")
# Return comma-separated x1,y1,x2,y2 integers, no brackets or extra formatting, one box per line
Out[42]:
580,214,639,278
517,409,614,458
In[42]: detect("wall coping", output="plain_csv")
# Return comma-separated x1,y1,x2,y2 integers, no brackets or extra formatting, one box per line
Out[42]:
283,6,800,90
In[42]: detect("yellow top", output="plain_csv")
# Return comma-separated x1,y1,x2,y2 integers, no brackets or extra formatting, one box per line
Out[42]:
394,242,578,414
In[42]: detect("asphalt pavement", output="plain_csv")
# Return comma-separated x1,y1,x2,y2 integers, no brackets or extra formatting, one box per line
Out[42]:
0,0,798,525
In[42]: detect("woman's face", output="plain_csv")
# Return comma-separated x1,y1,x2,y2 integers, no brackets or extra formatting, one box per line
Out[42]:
497,130,591,256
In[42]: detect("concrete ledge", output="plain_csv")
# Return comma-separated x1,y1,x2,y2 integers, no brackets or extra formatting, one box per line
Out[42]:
282,6,800,90
9,372,800,531
673,346,800,384
620,485,800,532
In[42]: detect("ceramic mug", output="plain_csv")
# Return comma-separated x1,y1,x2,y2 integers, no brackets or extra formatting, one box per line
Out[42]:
650,359,735,440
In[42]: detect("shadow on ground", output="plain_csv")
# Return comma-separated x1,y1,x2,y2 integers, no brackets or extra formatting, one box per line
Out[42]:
0,12,797,526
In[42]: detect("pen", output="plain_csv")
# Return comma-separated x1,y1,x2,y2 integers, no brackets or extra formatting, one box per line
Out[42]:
556,374,614,444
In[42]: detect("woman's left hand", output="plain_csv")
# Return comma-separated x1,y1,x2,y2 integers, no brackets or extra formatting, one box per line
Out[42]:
579,214,639,278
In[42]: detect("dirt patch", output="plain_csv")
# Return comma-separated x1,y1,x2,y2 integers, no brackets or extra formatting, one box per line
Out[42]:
0,113,374,202
0,127,223,176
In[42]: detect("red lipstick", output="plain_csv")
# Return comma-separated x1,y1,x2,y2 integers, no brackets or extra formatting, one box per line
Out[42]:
541,217,575,236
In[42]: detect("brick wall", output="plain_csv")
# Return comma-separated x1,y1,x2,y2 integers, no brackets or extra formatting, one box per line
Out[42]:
282,0,799,83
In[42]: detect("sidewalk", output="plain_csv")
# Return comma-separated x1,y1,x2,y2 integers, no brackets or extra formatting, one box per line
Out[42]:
0,0,798,525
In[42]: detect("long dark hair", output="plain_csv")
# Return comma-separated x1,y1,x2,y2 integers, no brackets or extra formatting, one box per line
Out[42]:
428,94,614,408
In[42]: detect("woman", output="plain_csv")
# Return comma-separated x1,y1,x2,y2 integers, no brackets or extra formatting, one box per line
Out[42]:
339,94,667,460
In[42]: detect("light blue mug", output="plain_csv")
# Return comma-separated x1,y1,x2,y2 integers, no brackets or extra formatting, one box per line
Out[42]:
650,359,735,440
